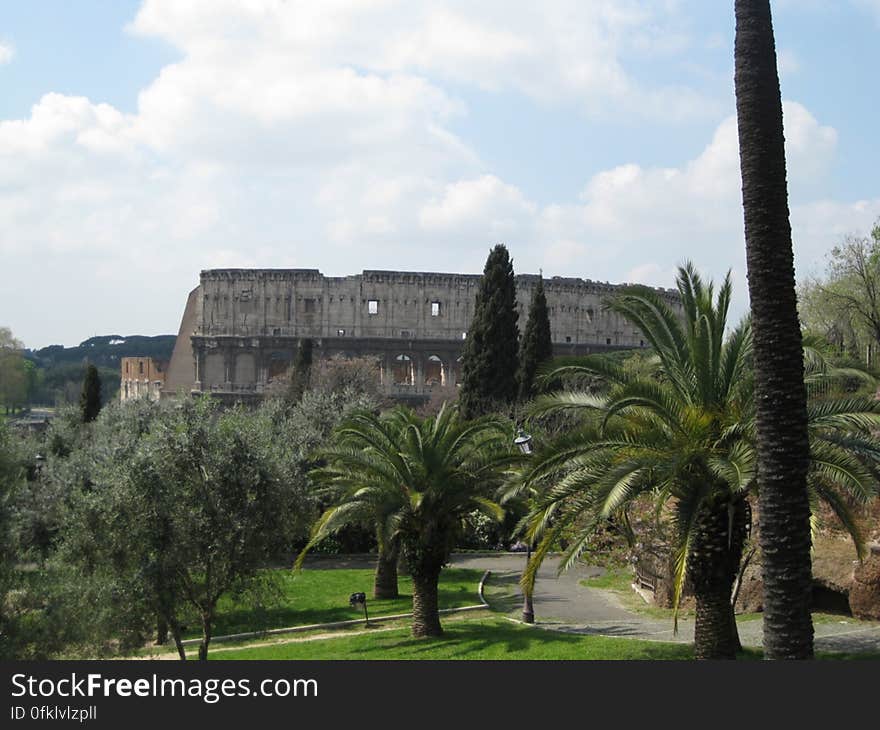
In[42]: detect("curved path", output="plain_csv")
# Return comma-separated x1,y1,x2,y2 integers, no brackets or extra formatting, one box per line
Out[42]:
449,552,880,655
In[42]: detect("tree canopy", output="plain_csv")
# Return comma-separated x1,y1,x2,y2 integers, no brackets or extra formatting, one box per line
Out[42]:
459,244,520,419
799,220,880,365
519,263,880,659
518,276,554,401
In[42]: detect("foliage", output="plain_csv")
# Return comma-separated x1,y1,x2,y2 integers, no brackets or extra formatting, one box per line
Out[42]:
0,327,30,412
5,389,376,659
27,334,176,370
309,354,385,402
56,398,310,660
20,334,173,407
518,263,880,659
799,219,880,364
0,420,22,657
79,365,102,423
308,404,517,635
459,244,520,419
518,277,554,401
286,338,314,405
26,362,120,407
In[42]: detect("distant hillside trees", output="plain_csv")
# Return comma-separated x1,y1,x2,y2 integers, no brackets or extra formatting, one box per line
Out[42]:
22,334,175,407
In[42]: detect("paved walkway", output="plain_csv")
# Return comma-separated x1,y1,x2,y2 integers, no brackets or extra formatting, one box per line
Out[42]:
449,552,880,655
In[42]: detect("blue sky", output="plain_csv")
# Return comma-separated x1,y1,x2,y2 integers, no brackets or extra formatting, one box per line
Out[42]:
2,0,880,348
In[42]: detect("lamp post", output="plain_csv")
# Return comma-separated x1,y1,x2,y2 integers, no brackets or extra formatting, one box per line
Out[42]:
349,592,369,626
514,431,535,624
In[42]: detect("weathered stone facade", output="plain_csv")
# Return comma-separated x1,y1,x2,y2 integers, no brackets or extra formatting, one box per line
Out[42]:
120,357,166,402
166,268,680,400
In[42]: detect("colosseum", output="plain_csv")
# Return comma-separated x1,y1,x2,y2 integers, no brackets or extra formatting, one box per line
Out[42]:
161,268,681,401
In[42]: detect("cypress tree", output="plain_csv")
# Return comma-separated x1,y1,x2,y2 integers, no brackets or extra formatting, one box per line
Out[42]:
80,364,102,423
286,338,313,405
459,244,520,419
518,275,553,401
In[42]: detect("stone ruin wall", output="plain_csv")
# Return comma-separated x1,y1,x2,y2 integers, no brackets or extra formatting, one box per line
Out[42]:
177,268,680,399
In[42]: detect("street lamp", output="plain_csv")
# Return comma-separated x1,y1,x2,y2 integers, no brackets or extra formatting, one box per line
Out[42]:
514,430,535,623
349,592,369,626
514,430,533,455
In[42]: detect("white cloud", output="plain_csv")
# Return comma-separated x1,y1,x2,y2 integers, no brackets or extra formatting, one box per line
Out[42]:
0,42,13,65
419,175,537,234
126,0,720,125
0,79,861,345
0,1,875,347
625,263,677,288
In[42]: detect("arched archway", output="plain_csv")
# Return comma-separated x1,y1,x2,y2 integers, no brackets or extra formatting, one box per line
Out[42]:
424,355,445,386
392,354,413,386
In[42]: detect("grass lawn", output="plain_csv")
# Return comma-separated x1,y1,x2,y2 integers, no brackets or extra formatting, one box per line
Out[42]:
190,567,484,640
205,614,880,661
210,616,697,660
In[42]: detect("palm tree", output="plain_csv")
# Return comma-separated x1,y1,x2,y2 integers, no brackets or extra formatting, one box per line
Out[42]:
295,466,404,600
519,264,880,659
303,404,515,636
734,0,815,659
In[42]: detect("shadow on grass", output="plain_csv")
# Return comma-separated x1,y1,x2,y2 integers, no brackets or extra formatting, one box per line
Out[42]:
337,620,695,660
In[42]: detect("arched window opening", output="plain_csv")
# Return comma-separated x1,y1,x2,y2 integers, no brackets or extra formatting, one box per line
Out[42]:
425,355,444,386
392,354,413,386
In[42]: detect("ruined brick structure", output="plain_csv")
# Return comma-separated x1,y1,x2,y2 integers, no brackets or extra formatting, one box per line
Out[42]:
120,357,167,402
162,268,681,401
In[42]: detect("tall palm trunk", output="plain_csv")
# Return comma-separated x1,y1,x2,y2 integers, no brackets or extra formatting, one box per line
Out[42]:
373,541,400,600
411,567,443,637
688,494,748,660
406,542,445,637
734,0,814,659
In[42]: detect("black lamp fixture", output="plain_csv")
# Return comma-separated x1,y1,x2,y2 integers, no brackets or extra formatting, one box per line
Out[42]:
349,592,369,626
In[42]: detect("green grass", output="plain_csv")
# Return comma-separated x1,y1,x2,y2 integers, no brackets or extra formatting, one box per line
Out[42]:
577,569,692,621
580,569,634,591
206,615,880,661
210,616,697,660
190,567,484,640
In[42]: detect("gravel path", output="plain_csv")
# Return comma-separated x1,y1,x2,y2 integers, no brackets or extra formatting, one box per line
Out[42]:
449,552,880,655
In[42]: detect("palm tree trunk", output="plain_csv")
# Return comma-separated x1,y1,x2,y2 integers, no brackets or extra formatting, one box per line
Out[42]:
688,494,748,659
374,542,400,600
410,563,443,638
734,0,814,660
